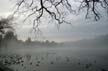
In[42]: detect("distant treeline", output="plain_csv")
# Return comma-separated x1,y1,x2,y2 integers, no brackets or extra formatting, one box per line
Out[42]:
0,31,57,48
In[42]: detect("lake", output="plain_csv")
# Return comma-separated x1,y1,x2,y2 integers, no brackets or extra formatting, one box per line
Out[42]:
0,46,108,71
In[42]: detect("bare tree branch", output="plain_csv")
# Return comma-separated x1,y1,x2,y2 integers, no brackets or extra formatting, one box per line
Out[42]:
79,0,108,20
13,0,108,32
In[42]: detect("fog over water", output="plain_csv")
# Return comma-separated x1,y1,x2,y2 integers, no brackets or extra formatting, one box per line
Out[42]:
0,0,108,71
0,36,108,71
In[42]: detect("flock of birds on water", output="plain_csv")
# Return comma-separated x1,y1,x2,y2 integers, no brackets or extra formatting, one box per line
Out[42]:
0,53,107,71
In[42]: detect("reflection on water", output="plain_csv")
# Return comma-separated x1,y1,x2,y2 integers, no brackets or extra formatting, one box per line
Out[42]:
0,47,108,71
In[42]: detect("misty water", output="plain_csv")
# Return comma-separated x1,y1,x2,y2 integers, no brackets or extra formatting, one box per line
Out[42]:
0,45,108,71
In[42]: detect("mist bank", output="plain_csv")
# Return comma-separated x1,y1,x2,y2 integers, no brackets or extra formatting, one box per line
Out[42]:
60,34,108,48
0,31,108,49
0,31,58,50
0,33,108,71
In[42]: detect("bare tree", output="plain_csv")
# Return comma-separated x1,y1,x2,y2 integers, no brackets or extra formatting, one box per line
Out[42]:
14,0,108,29
0,16,16,48
0,16,14,35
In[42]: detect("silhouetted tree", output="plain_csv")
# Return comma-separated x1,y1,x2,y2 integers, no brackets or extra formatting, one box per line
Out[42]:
45,40,50,45
0,35,2,47
4,31,15,40
0,16,15,48
26,37,32,43
0,16,14,36
1,31,16,48
51,41,57,45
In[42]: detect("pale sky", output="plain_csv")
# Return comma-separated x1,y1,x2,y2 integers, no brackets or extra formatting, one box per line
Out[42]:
0,0,108,42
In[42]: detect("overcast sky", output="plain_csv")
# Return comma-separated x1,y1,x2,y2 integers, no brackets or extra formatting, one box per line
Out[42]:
0,0,108,42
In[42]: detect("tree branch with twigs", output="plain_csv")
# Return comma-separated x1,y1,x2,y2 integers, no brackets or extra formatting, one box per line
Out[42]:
13,0,108,31
79,0,108,21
